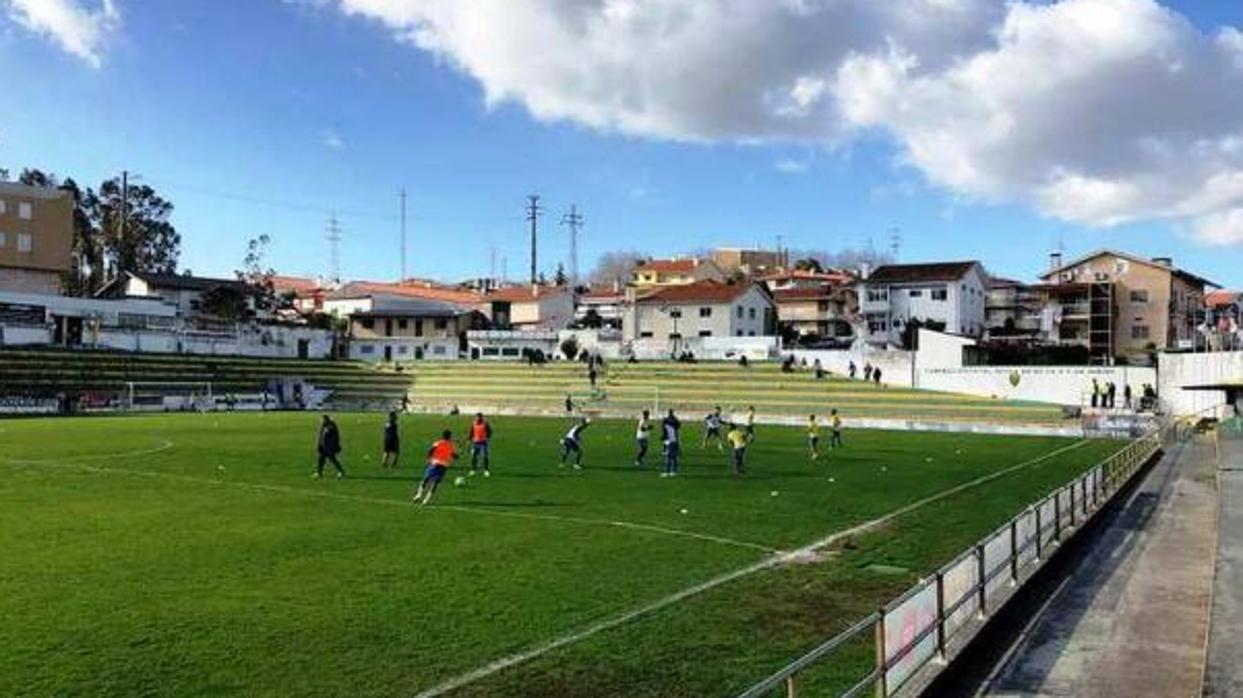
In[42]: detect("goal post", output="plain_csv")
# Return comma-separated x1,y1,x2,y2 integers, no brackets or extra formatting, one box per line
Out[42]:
124,381,215,413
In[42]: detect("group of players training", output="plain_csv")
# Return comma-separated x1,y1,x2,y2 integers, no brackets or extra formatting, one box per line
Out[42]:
314,405,846,506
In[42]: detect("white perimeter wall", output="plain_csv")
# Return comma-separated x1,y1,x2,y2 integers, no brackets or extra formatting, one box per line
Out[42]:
917,365,1155,405
1158,351,1243,417
789,348,916,387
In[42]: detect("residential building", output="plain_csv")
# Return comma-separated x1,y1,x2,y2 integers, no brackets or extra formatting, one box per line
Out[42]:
712,247,785,277
631,257,726,287
323,280,482,318
272,275,329,314
96,271,266,326
768,272,858,342
984,277,1044,340
859,261,987,344
0,181,74,295
483,284,574,330
761,268,855,292
624,280,775,343
1206,290,1242,351
575,283,625,328
1038,250,1216,362
347,296,488,362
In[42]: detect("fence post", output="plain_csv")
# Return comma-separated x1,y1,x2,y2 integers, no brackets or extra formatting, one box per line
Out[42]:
1035,505,1043,561
785,675,797,698
936,572,947,660
1054,493,1062,542
875,610,888,698
977,544,988,618
1010,520,1019,584
1069,486,1076,528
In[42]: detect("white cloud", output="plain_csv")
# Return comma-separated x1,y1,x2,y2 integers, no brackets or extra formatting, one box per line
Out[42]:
4,0,119,68
774,158,810,174
321,130,345,149
323,0,1243,245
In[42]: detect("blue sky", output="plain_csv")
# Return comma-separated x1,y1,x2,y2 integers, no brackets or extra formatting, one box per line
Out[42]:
1,0,1241,288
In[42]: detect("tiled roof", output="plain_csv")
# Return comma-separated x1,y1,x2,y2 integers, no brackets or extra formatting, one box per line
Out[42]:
866,261,980,284
485,285,570,302
762,269,855,284
772,287,849,302
635,280,758,304
271,275,321,294
1206,290,1239,307
331,281,482,305
635,258,702,274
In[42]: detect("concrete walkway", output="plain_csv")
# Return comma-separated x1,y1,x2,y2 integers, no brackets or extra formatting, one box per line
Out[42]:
977,434,1218,698
1205,422,1243,697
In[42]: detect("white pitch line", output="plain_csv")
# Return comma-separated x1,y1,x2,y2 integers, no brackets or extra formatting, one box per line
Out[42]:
0,456,773,553
411,439,1094,698
5,439,176,464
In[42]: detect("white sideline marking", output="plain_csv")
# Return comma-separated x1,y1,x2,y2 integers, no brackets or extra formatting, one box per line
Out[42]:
411,439,1094,698
0,454,773,553
5,439,176,464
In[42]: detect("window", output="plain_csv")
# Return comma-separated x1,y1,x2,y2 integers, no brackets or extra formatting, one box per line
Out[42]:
908,289,923,298
0,200,6,214
698,330,712,337
931,289,948,301
748,307,756,320
698,307,712,318
748,331,756,337
398,319,408,330
668,332,682,340
0,231,6,247
736,306,743,318
669,308,682,318
867,289,888,302
16,233,31,253
432,345,447,355
415,320,424,337
1131,325,1151,340
17,202,32,220
434,318,448,330
359,344,375,355
736,330,743,336
640,331,653,338
360,317,374,329
1129,290,1149,304
501,347,521,357
482,347,500,357
397,345,409,354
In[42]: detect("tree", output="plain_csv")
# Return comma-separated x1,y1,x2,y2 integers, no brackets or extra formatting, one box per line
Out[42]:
588,250,647,286
553,262,568,287
195,284,254,324
18,169,101,296
786,246,894,274
237,234,278,311
793,257,823,273
559,336,579,360
89,175,180,279
580,308,604,329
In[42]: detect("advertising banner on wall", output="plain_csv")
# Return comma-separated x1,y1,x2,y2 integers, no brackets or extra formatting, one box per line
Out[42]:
884,582,938,692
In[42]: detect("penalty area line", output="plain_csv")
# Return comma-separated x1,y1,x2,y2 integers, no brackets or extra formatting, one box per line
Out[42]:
411,438,1094,698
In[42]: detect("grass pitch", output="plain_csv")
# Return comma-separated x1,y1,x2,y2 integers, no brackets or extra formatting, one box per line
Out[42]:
0,412,1123,697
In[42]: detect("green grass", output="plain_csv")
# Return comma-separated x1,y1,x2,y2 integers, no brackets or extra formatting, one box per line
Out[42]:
0,412,1123,697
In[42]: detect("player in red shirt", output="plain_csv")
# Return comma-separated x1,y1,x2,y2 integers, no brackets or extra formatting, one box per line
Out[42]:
412,430,458,506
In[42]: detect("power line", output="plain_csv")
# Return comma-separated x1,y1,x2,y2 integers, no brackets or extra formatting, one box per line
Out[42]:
526,194,542,284
561,203,584,288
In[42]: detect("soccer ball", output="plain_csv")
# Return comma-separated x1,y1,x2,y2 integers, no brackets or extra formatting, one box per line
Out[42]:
679,508,689,515
453,476,466,487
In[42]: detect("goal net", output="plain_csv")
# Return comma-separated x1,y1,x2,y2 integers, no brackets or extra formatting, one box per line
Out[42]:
124,381,216,413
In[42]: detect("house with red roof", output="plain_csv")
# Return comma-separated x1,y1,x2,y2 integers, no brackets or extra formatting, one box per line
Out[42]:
623,280,774,344
630,257,726,287
483,284,574,330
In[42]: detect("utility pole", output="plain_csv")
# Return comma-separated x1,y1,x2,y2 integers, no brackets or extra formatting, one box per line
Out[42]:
526,194,542,284
776,234,784,268
889,227,902,263
561,204,584,288
117,170,129,278
500,255,508,284
326,214,342,284
489,246,497,289
399,188,407,282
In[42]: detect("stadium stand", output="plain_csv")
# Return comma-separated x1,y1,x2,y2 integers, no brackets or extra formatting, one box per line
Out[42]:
0,348,413,410
402,361,1069,424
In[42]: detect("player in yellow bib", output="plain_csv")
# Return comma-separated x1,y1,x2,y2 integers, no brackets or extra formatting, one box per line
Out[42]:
807,414,821,460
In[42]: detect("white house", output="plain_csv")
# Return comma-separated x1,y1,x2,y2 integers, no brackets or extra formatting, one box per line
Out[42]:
858,261,987,345
96,271,266,323
346,296,487,362
625,281,775,343
483,285,574,330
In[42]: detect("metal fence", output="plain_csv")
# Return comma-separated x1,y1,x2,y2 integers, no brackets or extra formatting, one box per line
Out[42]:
739,423,1177,698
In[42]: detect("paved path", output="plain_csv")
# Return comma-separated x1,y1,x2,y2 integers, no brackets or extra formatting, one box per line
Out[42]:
977,434,1217,698
1206,421,1243,697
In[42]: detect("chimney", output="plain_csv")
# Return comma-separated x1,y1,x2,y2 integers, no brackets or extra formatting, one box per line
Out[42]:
1049,252,1063,271
612,278,620,293
859,261,871,280
532,282,540,297
1152,256,1172,268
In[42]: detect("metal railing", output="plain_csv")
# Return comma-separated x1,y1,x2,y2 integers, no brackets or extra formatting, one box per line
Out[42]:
739,423,1178,698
